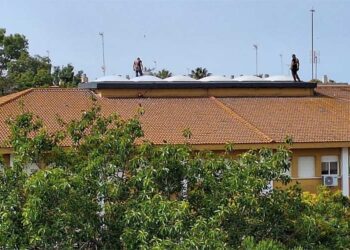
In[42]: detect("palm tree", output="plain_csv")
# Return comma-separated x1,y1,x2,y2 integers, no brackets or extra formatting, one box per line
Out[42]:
189,67,211,79
155,69,172,79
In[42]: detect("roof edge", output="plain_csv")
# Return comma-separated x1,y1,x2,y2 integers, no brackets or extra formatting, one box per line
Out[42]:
186,141,350,150
0,88,34,107
79,81,317,90
1,141,349,154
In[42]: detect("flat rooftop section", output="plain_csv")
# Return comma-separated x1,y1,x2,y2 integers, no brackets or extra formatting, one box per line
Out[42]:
79,81,316,90
79,80,317,98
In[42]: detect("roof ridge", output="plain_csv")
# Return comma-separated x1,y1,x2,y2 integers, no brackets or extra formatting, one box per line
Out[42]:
35,87,89,91
210,96,274,143
317,85,350,88
0,88,34,108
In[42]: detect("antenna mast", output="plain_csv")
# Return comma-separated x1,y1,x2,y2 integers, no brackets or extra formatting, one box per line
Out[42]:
99,32,106,76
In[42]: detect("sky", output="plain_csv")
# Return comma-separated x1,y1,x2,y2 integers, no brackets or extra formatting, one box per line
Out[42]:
1,0,349,82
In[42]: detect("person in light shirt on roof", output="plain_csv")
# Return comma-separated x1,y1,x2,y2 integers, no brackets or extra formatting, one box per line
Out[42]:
133,57,143,77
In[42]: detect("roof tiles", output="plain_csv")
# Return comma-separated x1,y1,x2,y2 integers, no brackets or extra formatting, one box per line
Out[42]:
0,86,349,147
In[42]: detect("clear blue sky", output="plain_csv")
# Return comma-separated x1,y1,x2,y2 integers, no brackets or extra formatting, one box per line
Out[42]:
1,0,349,82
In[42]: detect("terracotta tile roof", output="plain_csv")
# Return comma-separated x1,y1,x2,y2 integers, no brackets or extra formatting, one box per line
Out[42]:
0,88,269,147
219,96,350,143
99,96,270,145
316,85,350,101
0,88,33,106
0,88,96,147
209,97,273,143
0,87,349,148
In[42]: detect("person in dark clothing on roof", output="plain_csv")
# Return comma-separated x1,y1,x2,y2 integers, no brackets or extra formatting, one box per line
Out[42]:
290,54,301,82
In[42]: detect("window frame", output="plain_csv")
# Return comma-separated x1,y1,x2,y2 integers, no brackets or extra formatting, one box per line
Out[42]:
321,155,339,176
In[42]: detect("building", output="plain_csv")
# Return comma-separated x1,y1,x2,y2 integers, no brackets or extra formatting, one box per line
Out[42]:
0,75,349,196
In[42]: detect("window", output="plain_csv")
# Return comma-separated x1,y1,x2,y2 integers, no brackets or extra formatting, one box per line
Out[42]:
298,156,315,178
321,156,339,175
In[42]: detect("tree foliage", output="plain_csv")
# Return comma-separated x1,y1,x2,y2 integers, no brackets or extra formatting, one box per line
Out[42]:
0,28,29,93
7,53,52,89
190,67,211,79
0,106,349,249
52,64,82,87
155,69,172,79
0,28,28,74
0,28,84,94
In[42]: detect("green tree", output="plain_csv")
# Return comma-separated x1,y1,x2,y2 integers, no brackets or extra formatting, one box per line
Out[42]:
58,64,74,85
240,236,289,250
52,64,83,87
33,68,53,87
0,28,85,93
296,189,350,248
0,28,29,93
190,67,211,79
155,69,172,79
0,28,28,73
0,76,10,95
73,70,84,85
0,105,350,248
52,66,60,85
7,53,52,89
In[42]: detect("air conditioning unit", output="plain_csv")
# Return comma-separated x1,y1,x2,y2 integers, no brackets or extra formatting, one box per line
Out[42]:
25,163,39,175
322,175,338,187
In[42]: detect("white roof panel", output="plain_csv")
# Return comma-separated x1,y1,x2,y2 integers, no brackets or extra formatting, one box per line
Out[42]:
94,75,129,82
164,75,197,81
234,75,264,81
200,75,232,81
131,75,163,82
265,75,295,81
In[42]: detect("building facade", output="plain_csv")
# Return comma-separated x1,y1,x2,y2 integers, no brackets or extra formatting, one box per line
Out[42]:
0,76,349,195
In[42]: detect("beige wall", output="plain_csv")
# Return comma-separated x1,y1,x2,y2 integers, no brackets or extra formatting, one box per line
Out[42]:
1,147,347,194
209,147,345,194
275,148,343,193
96,87,314,98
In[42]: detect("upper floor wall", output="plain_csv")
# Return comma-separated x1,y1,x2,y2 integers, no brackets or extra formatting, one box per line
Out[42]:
79,80,317,98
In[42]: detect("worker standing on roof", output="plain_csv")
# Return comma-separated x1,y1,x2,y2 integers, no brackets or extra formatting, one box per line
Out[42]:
133,57,143,77
290,54,301,82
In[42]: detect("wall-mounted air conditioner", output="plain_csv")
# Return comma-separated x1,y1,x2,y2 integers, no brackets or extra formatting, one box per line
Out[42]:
322,175,338,187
